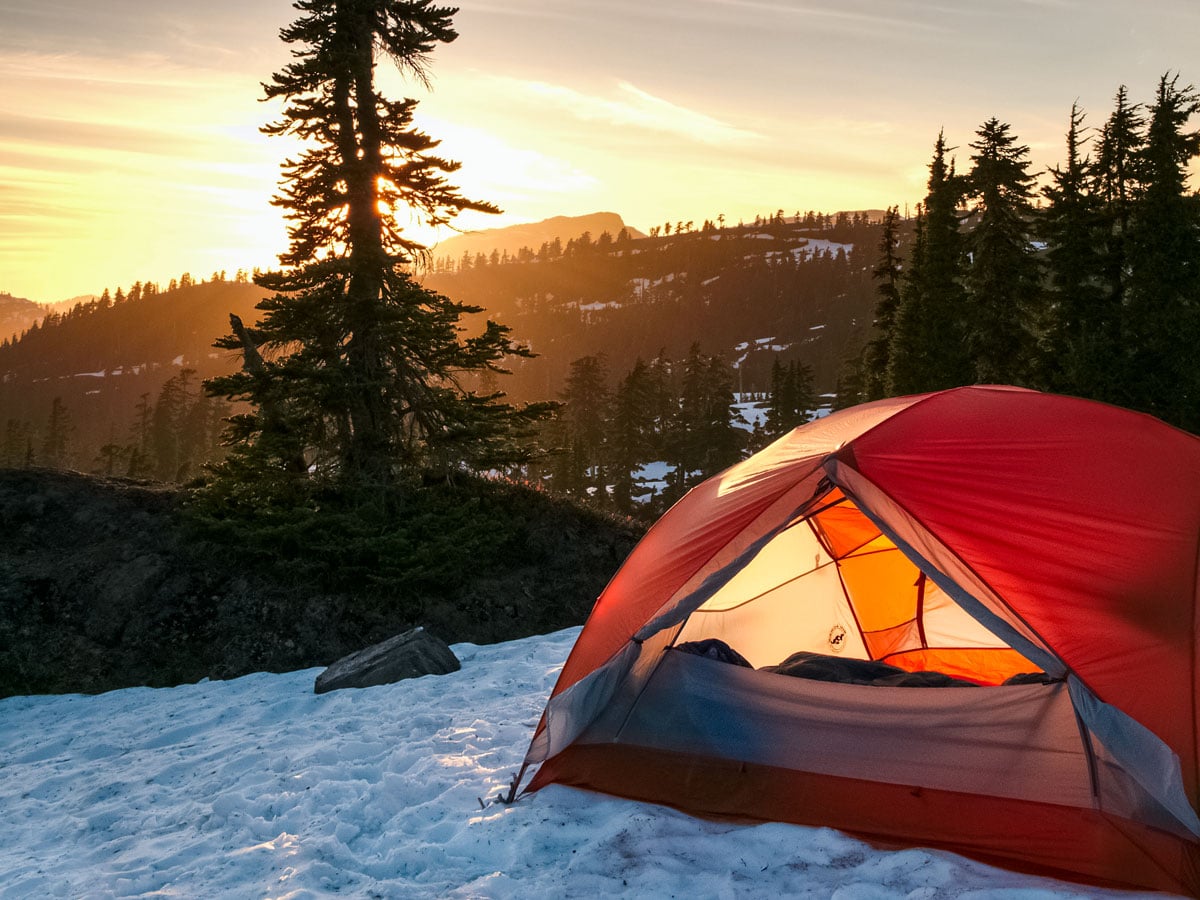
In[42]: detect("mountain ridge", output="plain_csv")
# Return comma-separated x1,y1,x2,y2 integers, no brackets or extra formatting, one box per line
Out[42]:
430,211,645,263
0,213,887,475
1,292,43,343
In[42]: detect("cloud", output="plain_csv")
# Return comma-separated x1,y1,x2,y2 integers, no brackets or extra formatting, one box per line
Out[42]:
0,49,225,89
0,0,289,64
516,79,763,146
0,112,206,159
651,0,951,40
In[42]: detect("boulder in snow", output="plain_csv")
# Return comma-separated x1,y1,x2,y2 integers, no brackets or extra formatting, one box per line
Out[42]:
314,627,460,694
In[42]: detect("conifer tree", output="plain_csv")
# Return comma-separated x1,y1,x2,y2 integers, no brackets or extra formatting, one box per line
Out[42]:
765,358,816,436
698,354,745,470
41,397,73,469
665,345,742,497
888,133,968,394
1096,85,1145,285
886,205,926,394
832,353,867,411
206,0,545,492
94,439,129,477
862,205,903,400
1039,102,1110,397
1123,74,1200,430
555,354,610,495
963,117,1042,384
127,393,154,478
152,369,197,482
608,358,661,511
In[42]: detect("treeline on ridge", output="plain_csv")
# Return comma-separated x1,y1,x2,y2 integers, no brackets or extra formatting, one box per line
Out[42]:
0,275,262,476
1,216,881,487
850,75,1200,435
419,210,879,406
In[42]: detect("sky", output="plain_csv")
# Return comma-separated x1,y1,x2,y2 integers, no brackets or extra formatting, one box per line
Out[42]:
1,0,1198,302
0,625,1160,897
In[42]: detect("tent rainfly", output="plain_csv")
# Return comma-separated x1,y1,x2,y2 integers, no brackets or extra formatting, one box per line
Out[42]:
514,386,1200,896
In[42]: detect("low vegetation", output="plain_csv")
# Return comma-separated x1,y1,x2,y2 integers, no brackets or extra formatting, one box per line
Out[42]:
0,467,640,698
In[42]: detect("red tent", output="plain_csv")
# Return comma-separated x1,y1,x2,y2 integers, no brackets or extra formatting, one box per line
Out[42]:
517,386,1200,895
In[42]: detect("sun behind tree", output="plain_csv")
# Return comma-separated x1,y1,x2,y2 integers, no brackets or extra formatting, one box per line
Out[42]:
206,0,549,494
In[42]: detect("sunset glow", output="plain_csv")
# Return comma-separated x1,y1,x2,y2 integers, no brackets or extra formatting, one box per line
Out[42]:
2,0,1198,301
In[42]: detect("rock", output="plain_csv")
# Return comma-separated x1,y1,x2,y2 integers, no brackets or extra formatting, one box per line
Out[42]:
313,626,460,694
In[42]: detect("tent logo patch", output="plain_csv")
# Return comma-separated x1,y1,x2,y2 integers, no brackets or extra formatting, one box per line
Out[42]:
828,624,847,653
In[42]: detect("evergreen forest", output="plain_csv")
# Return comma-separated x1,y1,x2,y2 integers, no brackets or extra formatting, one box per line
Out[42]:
0,2,1195,529
856,78,1200,435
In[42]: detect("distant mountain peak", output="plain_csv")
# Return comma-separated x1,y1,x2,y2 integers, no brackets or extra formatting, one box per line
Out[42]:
1,291,44,341
431,212,645,261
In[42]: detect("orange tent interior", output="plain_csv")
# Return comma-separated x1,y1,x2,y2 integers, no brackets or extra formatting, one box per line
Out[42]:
672,488,1038,684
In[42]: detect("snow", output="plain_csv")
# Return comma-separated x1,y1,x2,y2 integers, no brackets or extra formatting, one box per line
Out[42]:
627,275,682,294
734,337,778,352
733,398,768,432
0,629,1159,899
790,239,854,260
731,336,794,369
631,460,672,503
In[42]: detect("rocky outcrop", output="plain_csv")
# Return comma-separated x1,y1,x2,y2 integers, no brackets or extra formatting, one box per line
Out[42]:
0,468,641,697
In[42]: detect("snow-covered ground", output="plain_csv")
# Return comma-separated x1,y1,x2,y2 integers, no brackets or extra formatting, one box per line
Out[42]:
1,628,1165,899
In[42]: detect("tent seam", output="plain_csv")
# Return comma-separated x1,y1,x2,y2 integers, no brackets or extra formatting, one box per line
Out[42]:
838,385,993,451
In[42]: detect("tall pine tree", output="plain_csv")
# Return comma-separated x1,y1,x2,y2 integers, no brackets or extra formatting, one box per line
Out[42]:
765,358,817,435
1096,85,1145,307
888,133,969,394
665,345,742,498
608,358,662,512
1039,102,1110,398
555,354,611,496
41,397,73,469
1123,74,1200,430
963,117,1042,385
206,0,546,493
862,205,903,400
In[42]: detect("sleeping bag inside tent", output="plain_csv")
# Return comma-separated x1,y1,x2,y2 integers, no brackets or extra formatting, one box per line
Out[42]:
516,386,1200,896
